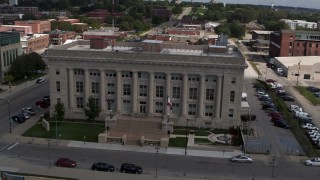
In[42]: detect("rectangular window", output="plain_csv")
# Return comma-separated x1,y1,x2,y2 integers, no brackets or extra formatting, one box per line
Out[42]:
56,69,60,75
156,86,164,98
139,85,147,96
172,103,180,115
107,99,115,110
172,87,181,99
155,102,163,113
56,81,60,92
231,77,236,84
93,98,99,108
205,105,214,117
138,72,148,79
123,100,131,112
206,89,214,100
76,81,83,93
74,69,84,75
107,83,115,94
188,104,197,115
229,109,234,117
122,71,132,78
230,91,235,102
189,88,197,100
92,82,99,94
123,84,131,96
76,97,84,108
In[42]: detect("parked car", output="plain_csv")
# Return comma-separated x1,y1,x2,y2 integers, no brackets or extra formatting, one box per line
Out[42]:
307,86,320,93
230,155,253,163
120,163,142,174
281,95,295,101
262,104,275,110
20,112,30,119
55,158,77,168
36,77,44,84
271,116,284,122
301,123,319,130
241,114,257,121
22,107,36,116
91,162,115,172
266,79,276,83
314,91,320,97
11,115,26,124
269,112,282,118
304,158,320,166
274,120,290,129
36,99,50,108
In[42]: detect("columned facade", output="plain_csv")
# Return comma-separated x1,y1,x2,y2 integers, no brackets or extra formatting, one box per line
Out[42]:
48,40,246,128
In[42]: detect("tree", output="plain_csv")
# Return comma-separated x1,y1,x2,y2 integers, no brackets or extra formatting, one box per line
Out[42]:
84,96,101,125
230,22,245,39
22,14,37,20
54,101,65,122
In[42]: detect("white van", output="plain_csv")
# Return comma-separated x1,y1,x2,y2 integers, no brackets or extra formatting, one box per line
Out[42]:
295,112,312,121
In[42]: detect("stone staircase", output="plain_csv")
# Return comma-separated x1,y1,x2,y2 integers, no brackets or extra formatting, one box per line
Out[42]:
107,118,167,145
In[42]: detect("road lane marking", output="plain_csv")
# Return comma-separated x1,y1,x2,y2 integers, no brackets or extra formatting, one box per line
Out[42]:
0,143,11,151
7,142,19,150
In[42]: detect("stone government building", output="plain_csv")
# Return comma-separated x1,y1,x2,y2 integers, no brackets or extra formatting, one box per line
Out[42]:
46,39,247,129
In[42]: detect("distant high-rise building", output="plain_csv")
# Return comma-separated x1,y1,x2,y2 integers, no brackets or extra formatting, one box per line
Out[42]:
9,0,18,6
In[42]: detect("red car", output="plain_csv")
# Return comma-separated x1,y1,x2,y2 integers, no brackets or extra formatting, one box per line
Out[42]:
55,158,77,168
271,116,284,122
266,79,276,83
35,98,50,108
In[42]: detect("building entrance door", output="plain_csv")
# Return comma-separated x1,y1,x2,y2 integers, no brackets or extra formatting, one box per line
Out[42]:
140,101,146,114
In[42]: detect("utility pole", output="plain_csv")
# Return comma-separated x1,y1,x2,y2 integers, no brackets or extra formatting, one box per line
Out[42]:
184,119,189,155
296,60,301,86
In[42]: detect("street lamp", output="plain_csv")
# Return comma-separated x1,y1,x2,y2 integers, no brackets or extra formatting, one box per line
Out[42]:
109,109,113,120
184,119,189,155
54,113,58,144
8,81,11,93
155,146,160,178
24,76,27,86
0,98,11,133
296,61,301,86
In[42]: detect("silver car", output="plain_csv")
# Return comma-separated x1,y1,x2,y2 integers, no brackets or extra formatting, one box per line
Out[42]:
305,158,320,166
21,112,30,119
22,107,36,116
230,155,253,163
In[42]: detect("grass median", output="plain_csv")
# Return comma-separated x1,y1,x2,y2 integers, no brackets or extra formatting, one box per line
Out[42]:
23,121,105,142
295,86,320,105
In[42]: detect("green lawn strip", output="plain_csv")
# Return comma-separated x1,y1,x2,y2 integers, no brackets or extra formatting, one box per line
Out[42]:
173,129,211,136
169,137,187,147
295,86,320,105
23,121,105,142
194,138,211,144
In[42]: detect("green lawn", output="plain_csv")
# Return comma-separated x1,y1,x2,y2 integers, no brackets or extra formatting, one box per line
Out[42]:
194,138,211,144
169,137,187,147
295,86,320,105
173,129,212,136
23,121,105,142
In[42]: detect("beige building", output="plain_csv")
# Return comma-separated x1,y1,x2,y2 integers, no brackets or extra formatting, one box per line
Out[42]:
46,39,247,129
274,56,320,81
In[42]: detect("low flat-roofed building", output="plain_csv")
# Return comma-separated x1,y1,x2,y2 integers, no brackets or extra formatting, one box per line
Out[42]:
21,33,49,53
15,20,51,33
274,56,320,81
46,39,247,130
49,29,75,45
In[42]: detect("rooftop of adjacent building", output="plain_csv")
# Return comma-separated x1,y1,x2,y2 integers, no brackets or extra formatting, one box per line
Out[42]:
21,33,48,41
252,30,273,35
275,56,320,66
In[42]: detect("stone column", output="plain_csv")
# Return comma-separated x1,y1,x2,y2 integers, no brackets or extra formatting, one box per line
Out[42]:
116,71,122,113
100,69,106,111
181,74,188,117
198,74,205,118
148,72,154,116
68,68,75,108
215,75,222,118
84,69,90,104
132,71,138,115
165,73,171,116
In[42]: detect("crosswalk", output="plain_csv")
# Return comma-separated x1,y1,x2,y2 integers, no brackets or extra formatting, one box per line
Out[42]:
0,142,19,152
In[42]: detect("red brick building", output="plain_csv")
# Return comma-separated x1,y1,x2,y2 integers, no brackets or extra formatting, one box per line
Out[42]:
269,30,320,57
49,29,75,45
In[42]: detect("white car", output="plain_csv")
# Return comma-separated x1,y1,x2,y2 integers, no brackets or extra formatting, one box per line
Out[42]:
22,107,36,116
36,78,45,84
290,105,303,113
305,158,320,166
301,123,319,130
230,155,253,163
